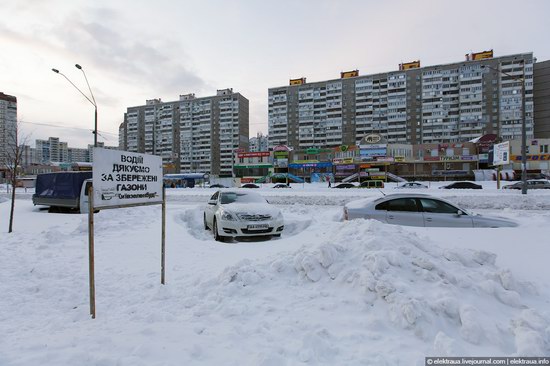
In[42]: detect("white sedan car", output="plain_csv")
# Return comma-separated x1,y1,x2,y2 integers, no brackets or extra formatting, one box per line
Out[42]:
204,190,284,241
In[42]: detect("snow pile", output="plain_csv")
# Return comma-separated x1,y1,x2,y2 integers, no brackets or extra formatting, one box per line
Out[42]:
185,220,550,361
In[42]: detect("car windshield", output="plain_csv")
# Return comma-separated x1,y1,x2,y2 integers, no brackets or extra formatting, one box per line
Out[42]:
220,192,265,204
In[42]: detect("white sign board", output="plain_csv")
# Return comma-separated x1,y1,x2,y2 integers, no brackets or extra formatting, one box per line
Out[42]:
93,148,163,209
493,141,510,166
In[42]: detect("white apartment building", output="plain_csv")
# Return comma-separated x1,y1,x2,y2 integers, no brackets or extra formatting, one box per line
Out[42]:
268,52,535,149
123,89,249,176
0,92,17,170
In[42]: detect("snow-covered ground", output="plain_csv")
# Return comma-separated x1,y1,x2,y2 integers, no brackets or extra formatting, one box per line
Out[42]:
1,182,549,365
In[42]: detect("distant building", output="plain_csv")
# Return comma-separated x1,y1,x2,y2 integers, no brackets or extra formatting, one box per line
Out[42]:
0,92,17,172
534,60,550,138
118,121,127,150
249,132,269,152
31,137,116,164
35,137,68,164
268,52,535,149
123,89,249,177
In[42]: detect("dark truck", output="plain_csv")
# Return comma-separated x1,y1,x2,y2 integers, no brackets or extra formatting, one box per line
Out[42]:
32,171,93,213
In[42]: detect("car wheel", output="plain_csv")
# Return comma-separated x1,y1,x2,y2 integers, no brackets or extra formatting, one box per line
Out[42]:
213,219,227,242
204,214,209,230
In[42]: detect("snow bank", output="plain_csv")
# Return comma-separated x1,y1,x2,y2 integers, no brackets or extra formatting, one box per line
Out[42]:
184,220,550,362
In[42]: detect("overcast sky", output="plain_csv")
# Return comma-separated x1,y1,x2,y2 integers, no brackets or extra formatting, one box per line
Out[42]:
2,0,550,149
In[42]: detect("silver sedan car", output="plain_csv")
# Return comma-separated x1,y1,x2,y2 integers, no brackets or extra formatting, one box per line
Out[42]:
344,193,518,228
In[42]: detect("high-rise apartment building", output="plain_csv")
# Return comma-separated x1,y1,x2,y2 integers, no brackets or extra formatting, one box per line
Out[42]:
534,60,550,138
35,137,68,164
0,92,17,170
249,132,269,152
123,89,249,176
268,52,535,148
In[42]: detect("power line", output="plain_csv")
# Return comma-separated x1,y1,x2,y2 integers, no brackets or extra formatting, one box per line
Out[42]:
19,120,118,137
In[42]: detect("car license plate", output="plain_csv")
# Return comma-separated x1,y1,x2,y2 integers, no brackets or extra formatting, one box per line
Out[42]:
247,224,269,230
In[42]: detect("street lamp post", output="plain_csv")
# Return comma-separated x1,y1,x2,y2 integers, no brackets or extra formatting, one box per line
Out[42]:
482,63,527,194
52,65,98,147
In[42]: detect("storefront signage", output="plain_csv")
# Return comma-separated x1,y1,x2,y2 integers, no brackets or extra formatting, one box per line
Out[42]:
432,170,469,176
335,164,356,170
333,158,354,164
369,174,386,180
512,154,550,161
424,156,441,161
273,151,289,158
360,148,387,157
376,157,394,162
362,134,382,144
359,144,386,150
441,156,460,161
234,164,273,169
292,159,319,164
288,162,332,169
238,151,270,158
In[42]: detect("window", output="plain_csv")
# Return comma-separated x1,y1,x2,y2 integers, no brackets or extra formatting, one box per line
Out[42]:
419,199,459,214
386,198,419,212
210,192,219,201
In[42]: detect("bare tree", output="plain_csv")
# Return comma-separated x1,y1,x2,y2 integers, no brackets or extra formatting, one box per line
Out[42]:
5,121,29,233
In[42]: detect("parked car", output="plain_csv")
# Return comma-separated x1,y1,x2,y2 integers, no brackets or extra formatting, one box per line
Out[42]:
272,183,291,188
439,181,482,189
241,183,260,188
204,190,285,241
344,193,517,228
333,183,356,189
503,180,550,190
359,180,385,189
394,182,428,189
209,184,227,188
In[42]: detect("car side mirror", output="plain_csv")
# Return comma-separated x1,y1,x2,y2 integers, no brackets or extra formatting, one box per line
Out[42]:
208,200,217,205
456,210,464,217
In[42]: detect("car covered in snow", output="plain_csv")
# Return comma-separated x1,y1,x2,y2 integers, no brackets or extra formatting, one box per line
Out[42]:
272,183,291,188
394,182,428,189
438,181,482,189
343,193,518,228
240,183,260,188
502,180,550,190
332,183,356,189
204,190,284,241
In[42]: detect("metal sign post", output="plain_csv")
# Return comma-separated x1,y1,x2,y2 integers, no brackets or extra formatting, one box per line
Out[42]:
88,184,96,319
161,185,166,285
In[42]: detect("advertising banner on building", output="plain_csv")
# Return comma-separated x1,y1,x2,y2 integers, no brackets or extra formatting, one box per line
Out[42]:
93,148,163,209
273,158,288,168
399,60,421,70
493,141,510,166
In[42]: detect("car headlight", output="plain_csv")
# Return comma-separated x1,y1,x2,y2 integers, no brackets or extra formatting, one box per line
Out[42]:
221,211,237,221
